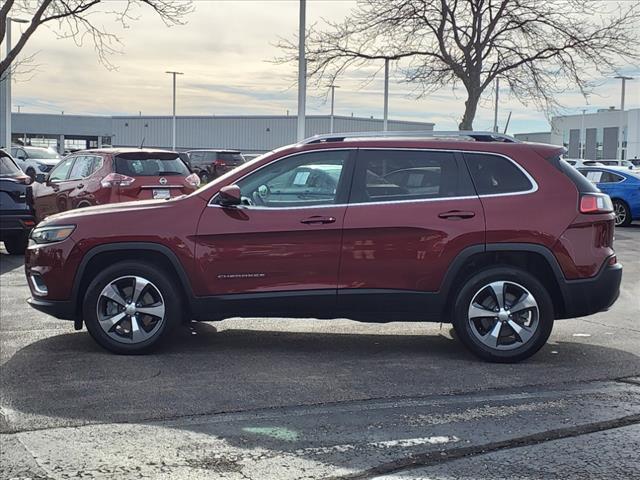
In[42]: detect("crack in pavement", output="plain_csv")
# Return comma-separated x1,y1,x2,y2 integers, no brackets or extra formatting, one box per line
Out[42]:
327,413,640,480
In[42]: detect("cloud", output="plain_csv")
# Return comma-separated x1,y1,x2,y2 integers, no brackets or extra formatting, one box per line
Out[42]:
10,0,640,133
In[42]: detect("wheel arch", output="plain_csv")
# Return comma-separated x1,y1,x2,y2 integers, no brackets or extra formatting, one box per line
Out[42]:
71,242,194,328
440,243,568,319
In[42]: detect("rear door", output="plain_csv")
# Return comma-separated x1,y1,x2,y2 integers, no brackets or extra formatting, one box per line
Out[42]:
114,152,193,201
337,148,485,318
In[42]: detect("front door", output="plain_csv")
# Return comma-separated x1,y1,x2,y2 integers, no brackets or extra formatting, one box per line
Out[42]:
338,148,485,319
33,156,76,221
194,149,354,317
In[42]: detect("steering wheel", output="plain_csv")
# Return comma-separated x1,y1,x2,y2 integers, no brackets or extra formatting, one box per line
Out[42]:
251,184,270,206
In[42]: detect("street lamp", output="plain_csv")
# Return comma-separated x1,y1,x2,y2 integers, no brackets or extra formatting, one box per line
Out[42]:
614,75,634,159
493,78,500,133
297,0,307,141
383,58,390,131
2,17,29,149
165,70,183,150
328,84,340,133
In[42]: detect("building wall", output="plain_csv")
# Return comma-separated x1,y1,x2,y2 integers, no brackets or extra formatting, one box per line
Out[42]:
513,132,551,143
551,108,640,160
111,115,434,153
9,113,434,154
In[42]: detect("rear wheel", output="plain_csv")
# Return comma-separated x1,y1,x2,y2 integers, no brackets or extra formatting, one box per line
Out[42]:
3,233,29,255
613,199,632,227
452,267,554,363
83,261,181,354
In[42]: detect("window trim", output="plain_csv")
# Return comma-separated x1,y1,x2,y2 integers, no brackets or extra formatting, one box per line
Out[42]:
207,147,538,209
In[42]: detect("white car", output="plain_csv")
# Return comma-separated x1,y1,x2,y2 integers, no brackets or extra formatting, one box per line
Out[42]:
563,158,606,168
10,146,61,181
598,159,637,170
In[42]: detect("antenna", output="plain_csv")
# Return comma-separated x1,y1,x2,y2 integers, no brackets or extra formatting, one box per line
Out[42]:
503,112,512,134
139,137,145,149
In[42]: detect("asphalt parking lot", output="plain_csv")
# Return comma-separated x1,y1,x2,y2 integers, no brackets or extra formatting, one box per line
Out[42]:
1,226,639,479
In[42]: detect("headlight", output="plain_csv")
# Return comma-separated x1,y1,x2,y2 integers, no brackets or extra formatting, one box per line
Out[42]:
30,225,76,245
37,163,50,172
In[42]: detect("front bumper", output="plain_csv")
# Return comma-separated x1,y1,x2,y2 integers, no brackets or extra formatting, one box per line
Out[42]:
559,262,623,319
27,297,75,321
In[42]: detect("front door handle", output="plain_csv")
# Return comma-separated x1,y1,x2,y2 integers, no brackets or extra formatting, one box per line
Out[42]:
438,210,476,220
300,215,336,225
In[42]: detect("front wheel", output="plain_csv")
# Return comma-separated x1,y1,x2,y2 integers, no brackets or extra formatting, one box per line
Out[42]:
613,199,632,227
452,267,554,363
83,261,182,354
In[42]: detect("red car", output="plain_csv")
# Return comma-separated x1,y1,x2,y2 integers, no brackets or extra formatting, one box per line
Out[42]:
24,132,622,361
33,148,200,221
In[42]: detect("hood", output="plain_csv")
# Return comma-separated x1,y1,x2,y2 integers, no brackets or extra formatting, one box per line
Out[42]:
34,158,61,166
39,198,173,227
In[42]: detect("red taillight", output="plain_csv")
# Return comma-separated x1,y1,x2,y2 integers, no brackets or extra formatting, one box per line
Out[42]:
214,159,226,167
580,193,613,214
185,173,200,187
101,173,135,188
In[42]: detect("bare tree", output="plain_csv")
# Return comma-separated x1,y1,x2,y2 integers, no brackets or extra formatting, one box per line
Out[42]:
276,0,640,130
0,0,193,79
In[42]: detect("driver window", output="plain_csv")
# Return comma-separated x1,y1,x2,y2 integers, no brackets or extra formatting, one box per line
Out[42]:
48,157,75,182
235,150,350,208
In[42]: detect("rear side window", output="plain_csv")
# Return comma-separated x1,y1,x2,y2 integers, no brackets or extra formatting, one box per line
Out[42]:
218,152,244,163
464,153,533,195
351,150,475,203
0,154,21,176
115,152,189,177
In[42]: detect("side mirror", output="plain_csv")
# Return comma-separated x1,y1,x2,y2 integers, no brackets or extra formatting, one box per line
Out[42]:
218,184,242,207
36,173,48,184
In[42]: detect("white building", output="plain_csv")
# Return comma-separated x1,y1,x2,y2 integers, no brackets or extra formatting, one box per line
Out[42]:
550,108,640,160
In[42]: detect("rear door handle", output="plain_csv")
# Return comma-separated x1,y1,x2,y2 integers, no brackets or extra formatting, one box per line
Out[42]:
438,210,476,220
77,183,84,189
300,216,336,225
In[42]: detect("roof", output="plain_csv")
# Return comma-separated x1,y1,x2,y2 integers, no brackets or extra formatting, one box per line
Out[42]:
74,147,178,155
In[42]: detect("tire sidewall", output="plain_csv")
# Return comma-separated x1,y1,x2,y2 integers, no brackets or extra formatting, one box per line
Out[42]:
613,199,631,227
83,261,181,354
452,266,554,363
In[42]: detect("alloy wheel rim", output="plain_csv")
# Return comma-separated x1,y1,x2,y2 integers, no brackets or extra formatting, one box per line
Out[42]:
96,275,165,344
468,280,539,351
614,203,626,226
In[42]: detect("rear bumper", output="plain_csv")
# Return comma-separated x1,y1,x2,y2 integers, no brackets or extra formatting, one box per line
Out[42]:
559,262,622,319
27,297,75,321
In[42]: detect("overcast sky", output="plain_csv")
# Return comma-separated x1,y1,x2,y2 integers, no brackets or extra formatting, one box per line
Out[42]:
9,0,640,133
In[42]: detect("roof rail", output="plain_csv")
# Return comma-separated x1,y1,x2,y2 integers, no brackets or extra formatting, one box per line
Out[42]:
299,130,519,145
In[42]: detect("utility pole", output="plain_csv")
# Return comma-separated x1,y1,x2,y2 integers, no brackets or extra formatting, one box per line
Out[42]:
2,17,29,149
493,78,500,133
165,71,183,150
329,84,339,133
614,75,633,159
297,0,307,141
383,58,390,131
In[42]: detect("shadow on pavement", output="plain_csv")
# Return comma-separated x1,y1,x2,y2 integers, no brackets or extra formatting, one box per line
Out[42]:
0,251,24,276
2,321,639,430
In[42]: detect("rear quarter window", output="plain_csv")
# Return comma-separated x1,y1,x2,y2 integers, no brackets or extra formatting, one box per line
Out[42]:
463,153,533,195
0,154,22,176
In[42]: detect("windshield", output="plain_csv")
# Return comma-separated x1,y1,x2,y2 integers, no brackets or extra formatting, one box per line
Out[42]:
25,148,61,160
0,154,22,177
115,152,190,177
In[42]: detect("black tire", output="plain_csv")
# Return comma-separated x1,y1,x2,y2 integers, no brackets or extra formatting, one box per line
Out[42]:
25,168,36,181
76,201,92,209
613,199,632,227
3,233,29,255
452,266,554,363
82,261,182,354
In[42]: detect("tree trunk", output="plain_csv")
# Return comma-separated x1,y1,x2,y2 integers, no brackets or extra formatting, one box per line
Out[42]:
458,88,481,130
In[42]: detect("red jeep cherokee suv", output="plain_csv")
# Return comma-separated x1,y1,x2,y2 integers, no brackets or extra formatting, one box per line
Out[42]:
24,132,622,362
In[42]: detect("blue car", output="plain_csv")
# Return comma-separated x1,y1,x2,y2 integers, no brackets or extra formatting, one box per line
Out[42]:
578,166,640,227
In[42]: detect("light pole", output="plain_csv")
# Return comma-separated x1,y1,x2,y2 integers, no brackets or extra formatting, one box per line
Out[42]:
614,75,634,159
297,0,306,141
2,17,29,149
493,78,500,133
383,58,390,131
165,71,183,150
329,84,339,133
